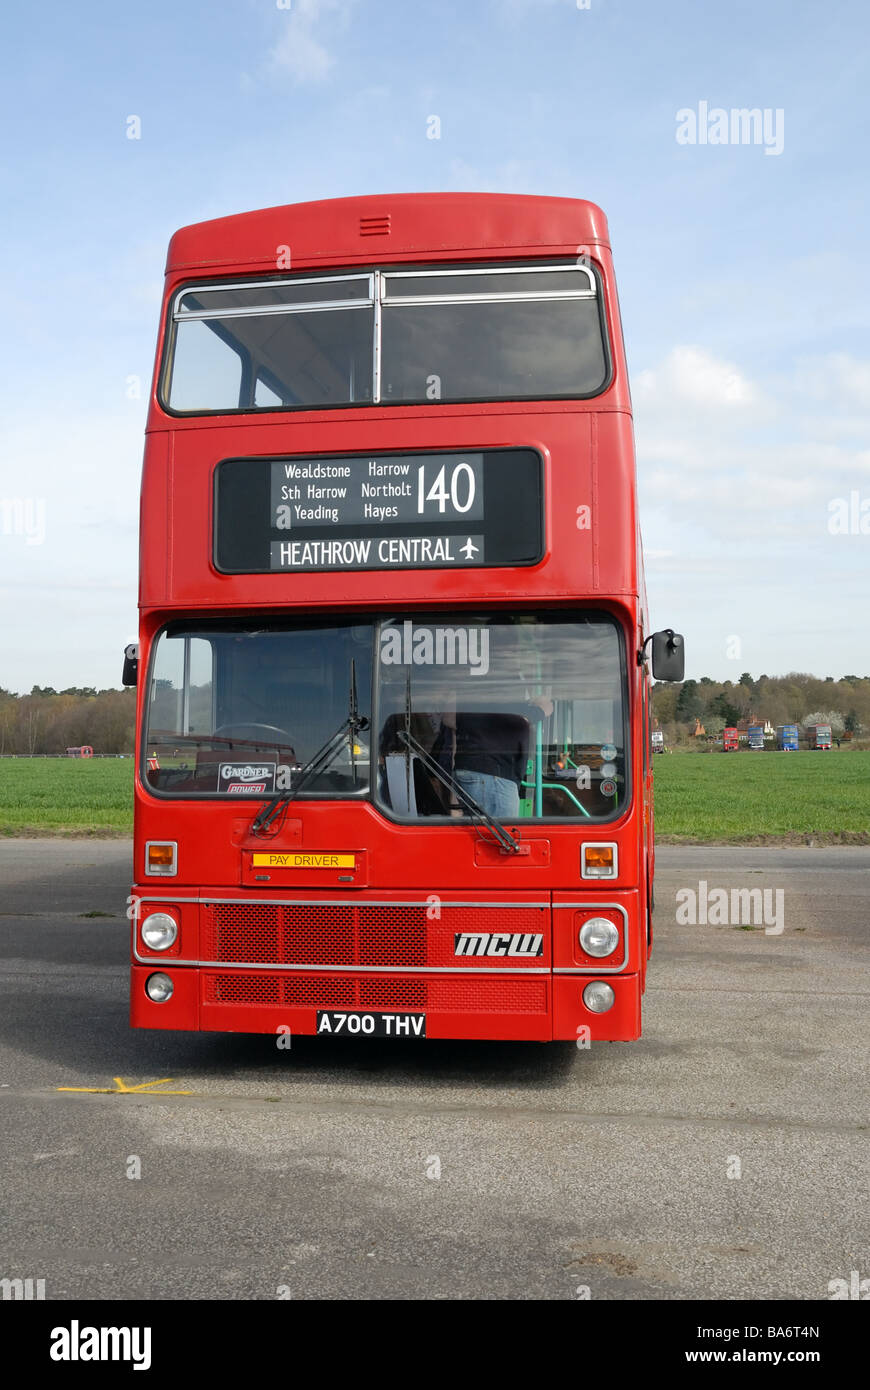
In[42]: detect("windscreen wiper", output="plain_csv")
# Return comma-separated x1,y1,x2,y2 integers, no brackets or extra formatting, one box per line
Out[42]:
396,728,521,855
251,660,369,836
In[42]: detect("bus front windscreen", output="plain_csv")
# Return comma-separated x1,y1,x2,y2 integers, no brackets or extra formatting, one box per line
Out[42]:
143,613,626,820
144,620,374,798
375,614,626,821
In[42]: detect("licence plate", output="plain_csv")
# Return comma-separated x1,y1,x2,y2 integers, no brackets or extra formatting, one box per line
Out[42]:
316,1010,426,1038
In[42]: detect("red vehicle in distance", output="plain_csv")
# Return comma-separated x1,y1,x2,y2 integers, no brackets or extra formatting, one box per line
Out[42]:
805,724,833,750
124,193,684,1043
66,746,93,758
723,728,739,752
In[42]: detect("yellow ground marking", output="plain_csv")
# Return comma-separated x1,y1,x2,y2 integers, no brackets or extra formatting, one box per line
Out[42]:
57,1076,192,1095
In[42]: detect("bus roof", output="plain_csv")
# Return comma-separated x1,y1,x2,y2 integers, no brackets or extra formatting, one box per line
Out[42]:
166,193,611,276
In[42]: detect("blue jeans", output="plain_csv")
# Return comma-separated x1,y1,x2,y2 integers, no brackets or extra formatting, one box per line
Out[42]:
454,769,520,819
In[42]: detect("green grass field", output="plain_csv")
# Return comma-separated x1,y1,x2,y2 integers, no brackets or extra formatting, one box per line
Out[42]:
0,758,134,835
0,750,867,840
652,748,870,842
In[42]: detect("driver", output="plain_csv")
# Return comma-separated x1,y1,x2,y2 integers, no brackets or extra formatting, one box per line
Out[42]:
440,695,554,819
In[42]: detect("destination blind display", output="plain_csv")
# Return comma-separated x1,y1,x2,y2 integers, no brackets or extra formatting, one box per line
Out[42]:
214,448,543,573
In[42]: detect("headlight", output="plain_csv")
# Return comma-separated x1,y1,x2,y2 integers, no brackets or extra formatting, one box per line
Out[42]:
579,916,619,958
145,972,174,1003
141,911,178,951
583,981,615,1013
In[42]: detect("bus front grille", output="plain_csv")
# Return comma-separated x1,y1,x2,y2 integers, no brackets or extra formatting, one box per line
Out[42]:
203,971,548,1014
200,901,548,970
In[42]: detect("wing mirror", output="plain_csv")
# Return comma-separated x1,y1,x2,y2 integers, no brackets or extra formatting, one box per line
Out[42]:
122,642,139,687
640,630,685,682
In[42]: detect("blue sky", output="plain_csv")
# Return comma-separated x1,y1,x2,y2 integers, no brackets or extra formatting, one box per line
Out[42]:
1,0,868,690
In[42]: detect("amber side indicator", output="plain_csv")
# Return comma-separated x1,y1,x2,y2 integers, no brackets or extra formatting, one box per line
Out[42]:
146,841,177,876
581,843,618,878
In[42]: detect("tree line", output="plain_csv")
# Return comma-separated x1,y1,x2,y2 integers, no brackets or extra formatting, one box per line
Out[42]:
652,672,870,743
2,671,869,756
0,687,136,755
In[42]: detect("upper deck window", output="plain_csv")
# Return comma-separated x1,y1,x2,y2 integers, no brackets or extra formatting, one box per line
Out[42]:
162,262,609,413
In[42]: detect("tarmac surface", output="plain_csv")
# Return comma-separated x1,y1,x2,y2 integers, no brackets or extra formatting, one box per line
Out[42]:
0,839,867,1300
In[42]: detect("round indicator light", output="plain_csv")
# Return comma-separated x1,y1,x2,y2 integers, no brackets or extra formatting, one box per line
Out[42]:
145,972,174,1003
583,981,615,1013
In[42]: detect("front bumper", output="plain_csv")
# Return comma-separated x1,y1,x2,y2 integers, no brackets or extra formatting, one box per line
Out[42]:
130,963,641,1041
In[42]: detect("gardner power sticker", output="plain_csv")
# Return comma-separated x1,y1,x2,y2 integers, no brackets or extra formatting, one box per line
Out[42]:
218,762,276,794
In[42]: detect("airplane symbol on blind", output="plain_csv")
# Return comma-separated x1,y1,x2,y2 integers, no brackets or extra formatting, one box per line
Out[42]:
461,538,479,559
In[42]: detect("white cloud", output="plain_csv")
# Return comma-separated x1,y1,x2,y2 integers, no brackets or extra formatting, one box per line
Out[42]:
267,0,356,84
633,345,870,557
271,27,333,82
634,345,762,411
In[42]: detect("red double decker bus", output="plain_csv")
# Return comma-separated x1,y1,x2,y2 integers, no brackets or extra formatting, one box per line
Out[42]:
125,193,683,1043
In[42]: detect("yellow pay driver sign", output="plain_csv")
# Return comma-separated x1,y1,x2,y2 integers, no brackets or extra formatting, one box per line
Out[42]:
251,853,355,868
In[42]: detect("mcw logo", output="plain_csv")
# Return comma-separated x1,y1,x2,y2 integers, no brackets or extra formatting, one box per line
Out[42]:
454,932,543,957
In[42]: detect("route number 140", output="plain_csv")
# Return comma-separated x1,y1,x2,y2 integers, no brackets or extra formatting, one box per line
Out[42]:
417,461,476,515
